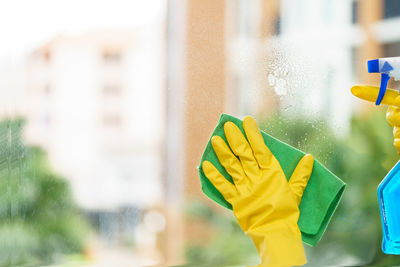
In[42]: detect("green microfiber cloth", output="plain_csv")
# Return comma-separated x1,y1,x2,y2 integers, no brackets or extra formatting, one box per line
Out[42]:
199,114,346,247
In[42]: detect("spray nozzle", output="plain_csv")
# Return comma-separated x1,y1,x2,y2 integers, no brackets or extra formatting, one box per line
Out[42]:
367,57,400,105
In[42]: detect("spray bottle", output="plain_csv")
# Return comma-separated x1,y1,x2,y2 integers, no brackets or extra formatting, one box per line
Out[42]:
378,161,400,254
352,58,400,254
367,57,400,105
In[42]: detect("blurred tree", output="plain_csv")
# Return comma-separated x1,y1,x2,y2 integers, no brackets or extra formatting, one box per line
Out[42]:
185,200,259,266
0,119,90,266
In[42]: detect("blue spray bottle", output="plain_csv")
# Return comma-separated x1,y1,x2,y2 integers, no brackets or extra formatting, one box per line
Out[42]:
368,57,400,254
378,162,400,254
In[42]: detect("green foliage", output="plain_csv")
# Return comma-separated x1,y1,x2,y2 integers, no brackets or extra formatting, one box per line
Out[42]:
185,200,259,266
0,119,90,266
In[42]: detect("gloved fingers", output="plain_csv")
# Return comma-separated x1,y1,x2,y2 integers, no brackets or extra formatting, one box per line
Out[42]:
387,96,400,127
394,126,400,139
211,136,247,187
394,138,400,154
288,154,314,206
224,121,260,178
243,116,278,169
202,160,237,203
387,106,400,127
394,141,400,154
394,126,400,154
390,116,400,154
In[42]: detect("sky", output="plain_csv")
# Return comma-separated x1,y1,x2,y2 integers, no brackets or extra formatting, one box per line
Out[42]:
0,0,166,117
0,0,166,61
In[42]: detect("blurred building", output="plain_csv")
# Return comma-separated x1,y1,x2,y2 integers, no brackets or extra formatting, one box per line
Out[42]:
267,0,357,129
263,0,400,128
165,0,228,264
225,0,280,117
224,0,360,131
24,29,166,251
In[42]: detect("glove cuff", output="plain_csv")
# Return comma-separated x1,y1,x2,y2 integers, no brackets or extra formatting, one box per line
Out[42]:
247,228,306,266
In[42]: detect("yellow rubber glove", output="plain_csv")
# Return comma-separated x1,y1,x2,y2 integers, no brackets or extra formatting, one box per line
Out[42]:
351,85,400,154
202,116,314,267
387,96,400,154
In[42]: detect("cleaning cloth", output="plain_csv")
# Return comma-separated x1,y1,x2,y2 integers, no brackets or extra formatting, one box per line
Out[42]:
199,113,346,246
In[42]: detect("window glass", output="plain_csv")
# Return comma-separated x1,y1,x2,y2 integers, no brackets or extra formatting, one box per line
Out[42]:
1,0,400,266
352,0,359,24
384,0,400,19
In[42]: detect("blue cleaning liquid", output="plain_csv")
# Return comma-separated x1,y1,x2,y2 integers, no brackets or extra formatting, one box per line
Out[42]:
378,160,400,254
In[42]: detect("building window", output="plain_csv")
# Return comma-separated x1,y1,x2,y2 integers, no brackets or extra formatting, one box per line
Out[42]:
102,49,122,64
351,46,362,81
102,114,122,127
43,50,51,62
383,41,400,57
275,17,281,35
102,84,122,96
39,113,51,127
384,0,400,19
351,0,358,24
236,0,253,37
44,83,51,95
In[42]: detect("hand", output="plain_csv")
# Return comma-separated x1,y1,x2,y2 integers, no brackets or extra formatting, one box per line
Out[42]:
387,96,400,154
350,85,400,154
202,116,314,266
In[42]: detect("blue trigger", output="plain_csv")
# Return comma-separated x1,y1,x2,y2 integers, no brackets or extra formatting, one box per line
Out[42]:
382,61,394,72
376,73,390,105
